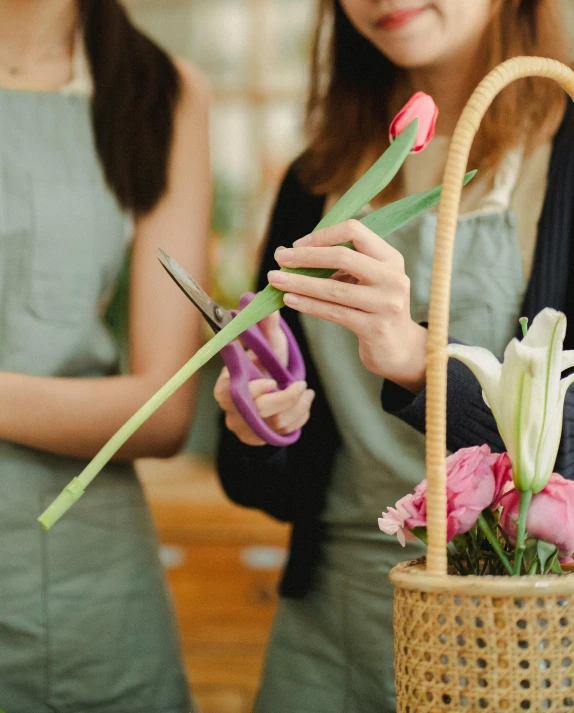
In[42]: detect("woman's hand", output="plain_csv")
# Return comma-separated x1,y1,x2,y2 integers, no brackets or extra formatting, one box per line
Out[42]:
214,310,314,446
267,219,427,393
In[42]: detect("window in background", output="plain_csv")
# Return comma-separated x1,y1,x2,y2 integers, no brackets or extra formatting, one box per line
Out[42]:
126,0,314,308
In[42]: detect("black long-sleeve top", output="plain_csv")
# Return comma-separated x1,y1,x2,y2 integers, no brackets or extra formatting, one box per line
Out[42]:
217,102,574,598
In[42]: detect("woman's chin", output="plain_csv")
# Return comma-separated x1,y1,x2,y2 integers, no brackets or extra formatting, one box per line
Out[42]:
378,45,442,70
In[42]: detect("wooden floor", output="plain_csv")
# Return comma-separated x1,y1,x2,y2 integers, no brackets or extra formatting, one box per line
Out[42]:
138,455,290,713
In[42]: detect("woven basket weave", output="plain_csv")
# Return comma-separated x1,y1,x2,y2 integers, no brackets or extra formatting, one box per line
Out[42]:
390,57,574,713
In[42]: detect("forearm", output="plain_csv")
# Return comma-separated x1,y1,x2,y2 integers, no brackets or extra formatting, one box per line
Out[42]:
383,361,574,478
555,387,574,479
381,356,506,454
216,423,293,521
216,372,340,524
0,371,193,459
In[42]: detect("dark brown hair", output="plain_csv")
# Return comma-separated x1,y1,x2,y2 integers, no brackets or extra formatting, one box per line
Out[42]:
78,0,181,216
297,0,570,196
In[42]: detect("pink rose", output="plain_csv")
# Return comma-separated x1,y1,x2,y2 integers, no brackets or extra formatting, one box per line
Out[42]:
389,91,438,153
440,445,498,540
379,445,510,545
499,473,574,559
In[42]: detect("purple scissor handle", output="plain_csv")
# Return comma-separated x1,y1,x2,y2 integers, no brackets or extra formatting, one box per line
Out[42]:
157,249,306,447
222,292,306,446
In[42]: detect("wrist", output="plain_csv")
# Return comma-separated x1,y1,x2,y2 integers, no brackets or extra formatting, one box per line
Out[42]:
391,322,427,394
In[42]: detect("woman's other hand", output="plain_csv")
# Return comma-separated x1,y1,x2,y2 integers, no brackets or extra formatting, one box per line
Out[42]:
267,220,427,393
214,310,314,446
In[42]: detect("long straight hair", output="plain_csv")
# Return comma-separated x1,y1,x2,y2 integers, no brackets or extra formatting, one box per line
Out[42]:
78,0,181,216
297,0,570,196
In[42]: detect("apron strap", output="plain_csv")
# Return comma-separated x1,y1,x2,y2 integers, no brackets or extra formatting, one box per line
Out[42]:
477,148,524,214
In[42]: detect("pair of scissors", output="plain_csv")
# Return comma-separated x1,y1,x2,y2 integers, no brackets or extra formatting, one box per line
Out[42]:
158,249,306,446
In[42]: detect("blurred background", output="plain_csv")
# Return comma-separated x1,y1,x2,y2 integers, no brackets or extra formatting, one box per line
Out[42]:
121,2,574,712
125,3,314,712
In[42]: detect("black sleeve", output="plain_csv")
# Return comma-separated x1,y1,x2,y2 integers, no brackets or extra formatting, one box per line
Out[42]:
381,357,505,454
216,166,342,523
381,361,574,479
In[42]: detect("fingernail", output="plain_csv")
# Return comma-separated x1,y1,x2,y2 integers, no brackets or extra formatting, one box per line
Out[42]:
274,247,293,263
298,381,308,392
267,270,287,285
293,234,311,247
306,389,315,401
266,380,277,389
283,293,299,306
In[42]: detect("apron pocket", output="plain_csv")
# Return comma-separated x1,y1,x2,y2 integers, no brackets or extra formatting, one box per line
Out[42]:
27,180,96,324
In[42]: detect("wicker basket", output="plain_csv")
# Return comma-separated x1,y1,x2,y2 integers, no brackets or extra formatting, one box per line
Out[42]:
390,57,574,713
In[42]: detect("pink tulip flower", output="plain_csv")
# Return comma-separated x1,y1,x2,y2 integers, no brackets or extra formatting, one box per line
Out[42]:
389,91,438,153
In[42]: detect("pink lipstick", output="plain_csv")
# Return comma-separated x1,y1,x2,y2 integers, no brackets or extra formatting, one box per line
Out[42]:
377,7,427,31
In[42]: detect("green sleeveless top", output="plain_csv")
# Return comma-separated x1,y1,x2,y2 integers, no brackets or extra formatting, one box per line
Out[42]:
0,90,194,713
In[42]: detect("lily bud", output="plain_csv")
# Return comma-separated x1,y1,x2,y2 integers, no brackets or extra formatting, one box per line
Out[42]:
389,91,438,154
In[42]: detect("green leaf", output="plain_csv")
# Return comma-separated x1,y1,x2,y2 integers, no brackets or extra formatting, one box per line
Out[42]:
362,170,477,236
551,557,564,574
522,538,538,573
315,118,420,230
411,526,428,545
37,129,476,530
282,169,476,282
537,540,558,574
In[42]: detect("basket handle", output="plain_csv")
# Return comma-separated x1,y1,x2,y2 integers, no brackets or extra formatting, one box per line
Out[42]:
425,57,574,575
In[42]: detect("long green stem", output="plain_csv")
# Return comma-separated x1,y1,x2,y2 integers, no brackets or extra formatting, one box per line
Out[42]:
477,512,513,575
37,125,477,530
38,321,248,529
514,490,533,575
37,125,419,529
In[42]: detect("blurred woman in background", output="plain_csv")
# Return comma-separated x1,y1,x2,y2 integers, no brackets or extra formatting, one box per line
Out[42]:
215,1,574,710
0,0,209,710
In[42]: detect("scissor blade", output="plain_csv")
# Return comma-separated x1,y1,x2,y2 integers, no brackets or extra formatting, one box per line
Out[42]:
157,248,233,333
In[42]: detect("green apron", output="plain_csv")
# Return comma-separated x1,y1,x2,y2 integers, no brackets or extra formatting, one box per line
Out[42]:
0,90,194,713
254,158,526,712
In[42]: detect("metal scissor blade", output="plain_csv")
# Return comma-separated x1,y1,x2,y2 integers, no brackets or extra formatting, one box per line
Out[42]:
157,248,233,333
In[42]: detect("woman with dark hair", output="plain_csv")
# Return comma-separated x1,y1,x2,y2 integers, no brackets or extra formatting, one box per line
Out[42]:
215,1,574,710
0,0,209,710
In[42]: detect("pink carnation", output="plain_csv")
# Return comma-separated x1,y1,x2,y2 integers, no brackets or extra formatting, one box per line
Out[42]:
379,445,513,545
499,473,574,559
378,494,420,547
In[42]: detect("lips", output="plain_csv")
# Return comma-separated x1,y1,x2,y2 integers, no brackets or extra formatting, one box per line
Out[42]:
377,6,427,31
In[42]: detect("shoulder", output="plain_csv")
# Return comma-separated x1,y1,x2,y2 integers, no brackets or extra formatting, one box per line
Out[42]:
173,58,211,116
544,100,574,198
260,159,325,267
552,100,574,150
275,159,325,213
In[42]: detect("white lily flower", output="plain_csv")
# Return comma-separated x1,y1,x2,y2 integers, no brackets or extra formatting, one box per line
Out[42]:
447,308,574,493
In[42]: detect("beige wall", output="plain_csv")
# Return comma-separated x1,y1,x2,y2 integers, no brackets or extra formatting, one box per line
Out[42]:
561,0,574,53
127,1,574,61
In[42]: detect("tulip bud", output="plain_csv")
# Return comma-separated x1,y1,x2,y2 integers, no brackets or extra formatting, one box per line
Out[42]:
389,91,438,154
